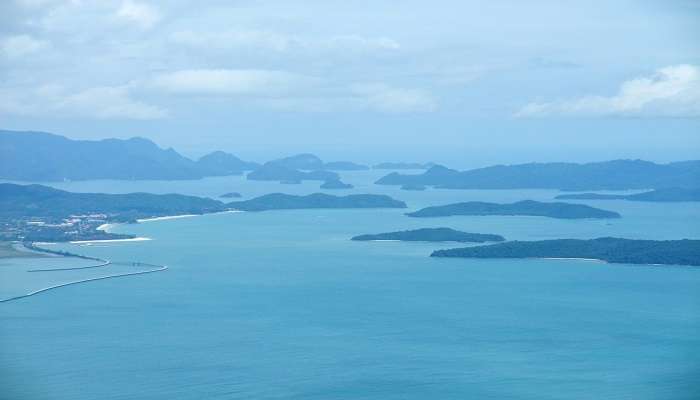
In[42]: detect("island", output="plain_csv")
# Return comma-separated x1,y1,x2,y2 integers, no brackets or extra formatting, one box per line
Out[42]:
375,160,700,190
555,188,700,202
324,161,369,171
0,183,228,242
401,184,427,191
352,228,505,243
373,162,435,170
220,192,242,199
247,163,339,182
431,237,700,267
406,200,621,219
228,193,406,211
320,179,354,189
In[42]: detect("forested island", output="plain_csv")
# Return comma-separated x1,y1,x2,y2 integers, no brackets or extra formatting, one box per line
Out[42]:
220,192,242,198
247,163,339,182
555,188,700,202
375,160,700,190
431,237,700,267
401,184,427,191
373,162,435,170
229,193,406,211
352,228,505,243
407,200,621,219
320,179,354,189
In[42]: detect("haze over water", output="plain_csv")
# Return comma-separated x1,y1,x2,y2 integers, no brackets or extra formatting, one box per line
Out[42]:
2,171,699,399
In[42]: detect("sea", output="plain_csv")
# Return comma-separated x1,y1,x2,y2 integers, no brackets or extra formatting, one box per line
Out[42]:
1,170,699,399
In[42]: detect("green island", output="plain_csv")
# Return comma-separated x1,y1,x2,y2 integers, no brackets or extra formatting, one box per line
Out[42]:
407,200,621,219
430,237,700,267
320,179,354,189
220,192,242,199
556,188,700,202
401,184,427,191
247,163,339,182
229,193,406,211
352,228,505,243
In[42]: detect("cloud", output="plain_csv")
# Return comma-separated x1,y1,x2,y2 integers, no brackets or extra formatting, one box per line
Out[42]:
170,30,400,53
351,84,436,113
0,84,167,119
0,34,48,58
116,0,160,30
516,64,700,118
150,69,319,96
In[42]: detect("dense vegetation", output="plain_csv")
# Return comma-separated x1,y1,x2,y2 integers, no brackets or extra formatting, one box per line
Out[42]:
352,228,505,243
229,193,407,211
376,160,700,190
247,163,339,182
373,162,435,170
556,188,700,202
0,183,226,221
407,200,621,219
431,237,700,266
320,179,354,189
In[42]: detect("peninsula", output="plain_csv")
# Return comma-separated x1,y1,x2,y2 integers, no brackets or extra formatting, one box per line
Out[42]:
352,228,505,243
431,237,700,267
229,193,406,211
406,200,621,219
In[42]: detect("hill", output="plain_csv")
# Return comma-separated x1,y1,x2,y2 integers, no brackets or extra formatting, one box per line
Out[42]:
407,200,621,219
376,160,700,190
229,193,406,211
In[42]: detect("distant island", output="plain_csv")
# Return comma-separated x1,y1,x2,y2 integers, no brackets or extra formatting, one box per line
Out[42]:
407,200,621,219
373,162,435,170
247,163,339,182
0,130,258,181
401,184,426,191
0,183,227,242
431,237,700,267
375,160,700,190
267,153,368,171
352,228,505,243
229,193,406,211
220,192,242,199
555,188,700,202
320,179,354,189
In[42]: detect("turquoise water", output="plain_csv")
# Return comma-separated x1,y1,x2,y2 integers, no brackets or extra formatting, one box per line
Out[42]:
2,171,700,399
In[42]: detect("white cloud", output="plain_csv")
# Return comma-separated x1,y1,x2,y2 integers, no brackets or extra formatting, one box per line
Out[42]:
0,84,167,120
116,0,160,30
352,84,436,113
150,69,318,96
170,30,400,53
0,34,48,58
516,64,700,118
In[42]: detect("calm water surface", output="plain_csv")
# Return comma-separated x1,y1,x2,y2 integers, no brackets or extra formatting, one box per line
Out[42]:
2,171,699,399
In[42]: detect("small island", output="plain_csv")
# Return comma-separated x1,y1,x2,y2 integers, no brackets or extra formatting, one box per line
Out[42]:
247,163,339,183
401,184,426,191
220,192,242,199
320,179,354,189
407,200,621,219
228,193,406,211
352,228,505,243
431,237,700,267
324,161,369,171
555,188,700,202
373,162,435,170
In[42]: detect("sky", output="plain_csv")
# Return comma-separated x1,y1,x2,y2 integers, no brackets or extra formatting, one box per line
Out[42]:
1,0,699,167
